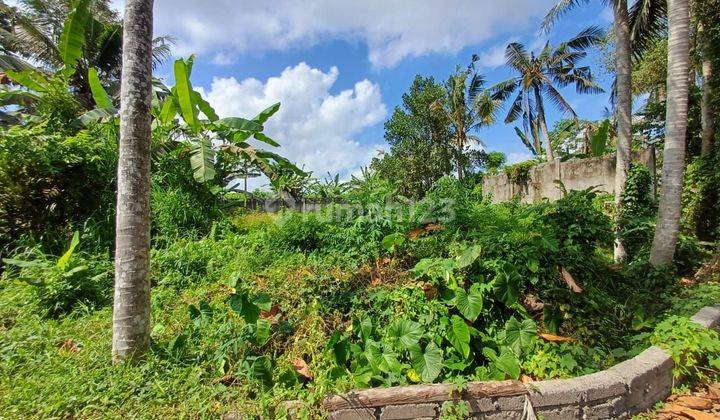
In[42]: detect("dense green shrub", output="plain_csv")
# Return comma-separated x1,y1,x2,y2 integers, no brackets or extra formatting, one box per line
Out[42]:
682,153,720,241
617,163,706,274
543,186,613,254
651,316,720,382
2,236,112,318
618,164,656,260
150,147,226,242
0,123,117,254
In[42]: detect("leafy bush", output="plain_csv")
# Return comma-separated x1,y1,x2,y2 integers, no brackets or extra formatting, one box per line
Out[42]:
682,154,720,241
618,164,656,260
504,160,537,184
543,186,613,254
151,147,226,242
0,123,117,254
2,233,112,317
651,316,720,382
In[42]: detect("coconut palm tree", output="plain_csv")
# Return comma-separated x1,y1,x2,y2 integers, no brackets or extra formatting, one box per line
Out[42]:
699,23,715,157
432,66,496,181
649,0,690,267
0,0,172,107
112,0,154,362
489,27,604,162
542,0,665,262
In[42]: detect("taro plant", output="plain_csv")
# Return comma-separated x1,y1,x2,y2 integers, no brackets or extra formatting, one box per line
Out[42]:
325,243,538,386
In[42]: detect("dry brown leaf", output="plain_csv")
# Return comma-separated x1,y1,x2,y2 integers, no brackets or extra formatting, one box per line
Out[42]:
706,384,720,401
661,404,717,420
522,294,545,313
539,333,576,343
215,374,239,386
421,283,437,299
58,338,78,353
424,223,445,233
260,304,281,324
558,266,583,293
292,358,313,380
407,224,445,241
520,374,534,383
680,277,696,287
676,396,714,411
406,227,424,241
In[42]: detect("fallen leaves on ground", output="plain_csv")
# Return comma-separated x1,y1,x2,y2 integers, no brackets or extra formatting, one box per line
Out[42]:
58,338,79,353
659,404,717,420
260,304,281,324
407,223,445,240
653,383,720,419
215,375,240,386
292,358,313,380
522,294,545,313
421,282,438,299
675,396,714,411
539,333,576,343
558,266,583,293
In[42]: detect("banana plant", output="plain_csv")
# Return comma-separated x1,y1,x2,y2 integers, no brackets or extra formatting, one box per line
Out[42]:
1,0,90,119
156,55,304,184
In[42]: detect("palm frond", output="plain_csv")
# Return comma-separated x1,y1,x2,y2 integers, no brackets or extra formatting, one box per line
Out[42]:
542,83,577,118
12,12,61,66
505,90,525,123
541,0,592,32
629,0,666,59
489,78,518,102
565,25,605,51
505,42,530,71
152,35,175,69
467,71,485,104
514,126,537,155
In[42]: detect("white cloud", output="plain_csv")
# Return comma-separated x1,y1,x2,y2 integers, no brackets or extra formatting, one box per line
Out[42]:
150,0,556,68
473,42,510,69
507,152,534,164
199,63,387,188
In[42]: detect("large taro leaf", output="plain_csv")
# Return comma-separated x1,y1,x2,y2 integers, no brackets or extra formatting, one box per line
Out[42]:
455,283,483,322
493,267,521,306
504,316,537,356
388,319,424,350
410,342,443,383
447,315,471,358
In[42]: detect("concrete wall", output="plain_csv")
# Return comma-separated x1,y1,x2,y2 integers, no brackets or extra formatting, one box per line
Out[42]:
283,304,720,420
482,149,656,204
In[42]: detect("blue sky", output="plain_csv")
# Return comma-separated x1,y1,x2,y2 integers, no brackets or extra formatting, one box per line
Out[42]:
145,0,615,186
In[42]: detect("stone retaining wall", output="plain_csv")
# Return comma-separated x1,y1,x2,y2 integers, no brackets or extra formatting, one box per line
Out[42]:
311,304,720,420
482,149,656,204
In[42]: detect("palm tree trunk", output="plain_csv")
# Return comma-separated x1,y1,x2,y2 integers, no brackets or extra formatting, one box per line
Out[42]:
650,0,690,267
612,0,633,262
112,0,154,362
533,87,554,161
701,59,715,157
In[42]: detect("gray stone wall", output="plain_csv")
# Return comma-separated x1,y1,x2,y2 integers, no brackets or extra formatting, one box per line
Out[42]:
482,149,656,204
304,304,720,420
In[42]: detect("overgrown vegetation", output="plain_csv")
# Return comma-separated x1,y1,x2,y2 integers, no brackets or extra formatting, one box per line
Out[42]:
1,0,719,417
2,173,718,416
